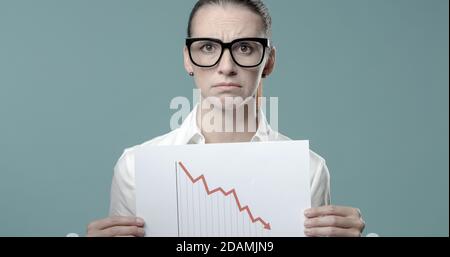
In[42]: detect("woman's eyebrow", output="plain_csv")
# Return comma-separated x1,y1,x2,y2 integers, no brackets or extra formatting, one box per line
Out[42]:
189,36,263,42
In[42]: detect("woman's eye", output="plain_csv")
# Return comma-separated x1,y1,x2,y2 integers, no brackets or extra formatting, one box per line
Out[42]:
238,44,253,54
201,44,215,52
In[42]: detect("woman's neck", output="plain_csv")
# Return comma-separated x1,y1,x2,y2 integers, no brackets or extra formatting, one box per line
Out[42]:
196,99,259,144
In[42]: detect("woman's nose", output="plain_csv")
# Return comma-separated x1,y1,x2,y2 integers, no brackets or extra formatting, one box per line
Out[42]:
217,49,237,76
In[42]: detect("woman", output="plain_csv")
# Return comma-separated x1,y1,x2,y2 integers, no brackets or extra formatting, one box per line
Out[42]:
87,0,365,237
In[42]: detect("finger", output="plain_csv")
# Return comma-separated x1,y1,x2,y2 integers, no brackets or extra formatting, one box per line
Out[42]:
304,215,362,229
304,205,360,218
88,216,145,231
304,227,361,237
99,226,145,237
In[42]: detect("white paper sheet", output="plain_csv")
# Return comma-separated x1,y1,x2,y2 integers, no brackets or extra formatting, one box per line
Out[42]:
135,140,310,237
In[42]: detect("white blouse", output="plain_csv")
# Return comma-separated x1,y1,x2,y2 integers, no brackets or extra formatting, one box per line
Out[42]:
109,104,331,216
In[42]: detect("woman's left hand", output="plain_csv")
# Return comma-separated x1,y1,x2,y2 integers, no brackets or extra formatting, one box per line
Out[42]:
303,205,365,237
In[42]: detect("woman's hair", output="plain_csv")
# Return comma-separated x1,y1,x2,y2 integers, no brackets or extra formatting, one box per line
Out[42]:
187,0,272,38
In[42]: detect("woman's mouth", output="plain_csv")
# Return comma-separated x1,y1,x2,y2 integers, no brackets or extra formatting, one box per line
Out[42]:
212,82,243,89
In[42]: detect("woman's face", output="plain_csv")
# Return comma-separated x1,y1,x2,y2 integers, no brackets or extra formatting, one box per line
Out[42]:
184,4,276,106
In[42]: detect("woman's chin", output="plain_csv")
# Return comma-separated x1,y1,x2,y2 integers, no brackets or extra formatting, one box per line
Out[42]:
201,91,254,110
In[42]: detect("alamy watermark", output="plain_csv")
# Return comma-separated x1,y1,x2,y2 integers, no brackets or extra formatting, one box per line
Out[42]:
169,89,279,133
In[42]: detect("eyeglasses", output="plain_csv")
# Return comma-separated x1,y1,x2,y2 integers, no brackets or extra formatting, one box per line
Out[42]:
185,37,270,68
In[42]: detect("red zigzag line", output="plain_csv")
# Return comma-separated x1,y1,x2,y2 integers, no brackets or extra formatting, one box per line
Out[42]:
178,161,271,230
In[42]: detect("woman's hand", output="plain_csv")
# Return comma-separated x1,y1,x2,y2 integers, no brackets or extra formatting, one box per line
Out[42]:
304,205,365,237
86,216,146,237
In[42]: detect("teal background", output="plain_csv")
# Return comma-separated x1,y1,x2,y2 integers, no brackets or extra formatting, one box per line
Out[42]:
0,0,448,236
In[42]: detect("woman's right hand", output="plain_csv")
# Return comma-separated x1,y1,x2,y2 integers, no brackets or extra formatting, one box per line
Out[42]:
86,216,146,237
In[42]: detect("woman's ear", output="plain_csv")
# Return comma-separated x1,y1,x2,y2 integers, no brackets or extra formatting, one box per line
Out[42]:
183,46,194,75
262,46,276,78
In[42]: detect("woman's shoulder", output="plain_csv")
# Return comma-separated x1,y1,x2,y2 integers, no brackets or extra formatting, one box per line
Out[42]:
309,149,326,166
115,129,183,164
272,131,327,166
117,129,328,176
